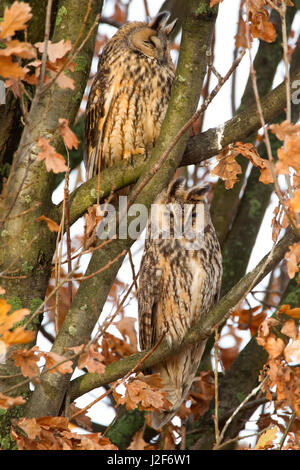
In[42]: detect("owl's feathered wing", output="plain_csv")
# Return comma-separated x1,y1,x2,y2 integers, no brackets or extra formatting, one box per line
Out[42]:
84,53,114,179
138,239,162,351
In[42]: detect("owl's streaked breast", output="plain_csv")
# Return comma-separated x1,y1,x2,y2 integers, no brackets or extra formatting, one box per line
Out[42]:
102,54,174,167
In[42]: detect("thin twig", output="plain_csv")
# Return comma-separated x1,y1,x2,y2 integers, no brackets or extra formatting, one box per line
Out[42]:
278,410,296,450
128,249,138,292
64,161,73,305
75,249,127,281
214,376,268,448
143,0,150,18
213,328,220,445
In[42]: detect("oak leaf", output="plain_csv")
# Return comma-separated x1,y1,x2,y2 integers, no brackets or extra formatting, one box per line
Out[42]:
290,189,300,213
2,326,35,345
269,120,300,140
128,429,147,450
59,118,79,150
43,351,73,375
284,242,300,279
255,425,278,449
281,319,298,341
16,417,43,440
37,215,60,232
0,40,36,59
0,299,33,346
250,9,276,43
279,304,300,319
68,403,93,432
264,336,285,359
12,416,117,450
46,58,75,89
235,18,248,48
189,371,215,420
12,346,42,378
211,146,242,189
0,2,32,39
234,141,273,184
113,316,138,351
0,392,26,409
36,137,68,173
115,373,170,412
276,135,300,175
0,56,25,79
284,339,300,363
77,344,106,374
35,39,72,63
101,331,135,364
210,0,224,6
256,317,280,347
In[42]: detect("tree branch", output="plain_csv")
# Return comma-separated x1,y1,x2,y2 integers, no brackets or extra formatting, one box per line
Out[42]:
68,226,298,402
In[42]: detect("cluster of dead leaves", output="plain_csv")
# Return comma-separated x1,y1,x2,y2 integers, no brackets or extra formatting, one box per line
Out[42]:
285,243,300,281
127,371,215,449
11,416,117,450
212,142,273,189
1,2,80,175
233,304,268,336
257,305,300,424
232,0,284,47
35,117,79,174
0,298,35,350
113,372,171,414
235,0,294,48
247,0,278,44
269,121,300,178
0,2,75,88
269,121,300,281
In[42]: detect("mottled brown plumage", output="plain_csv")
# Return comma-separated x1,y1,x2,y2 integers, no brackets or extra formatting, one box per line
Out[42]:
138,178,222,429
84,12,176,179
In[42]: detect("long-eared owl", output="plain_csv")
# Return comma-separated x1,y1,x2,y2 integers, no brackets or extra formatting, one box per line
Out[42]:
138,178,222,429
84,11,176,179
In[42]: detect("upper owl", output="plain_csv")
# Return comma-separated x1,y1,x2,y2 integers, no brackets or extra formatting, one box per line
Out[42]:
84,11,176,179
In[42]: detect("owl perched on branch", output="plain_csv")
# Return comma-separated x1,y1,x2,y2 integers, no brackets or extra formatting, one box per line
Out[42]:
84,11,176,179
138,178,222,429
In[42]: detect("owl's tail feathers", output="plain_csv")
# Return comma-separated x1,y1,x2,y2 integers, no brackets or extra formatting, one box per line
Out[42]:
150,342,207,430
150,384,188,429
151,409,177,430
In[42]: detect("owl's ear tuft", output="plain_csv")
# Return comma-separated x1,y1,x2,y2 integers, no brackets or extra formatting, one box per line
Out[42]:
163,18,177,37
148,11,170,30
167,177,186,197
184,184,211,202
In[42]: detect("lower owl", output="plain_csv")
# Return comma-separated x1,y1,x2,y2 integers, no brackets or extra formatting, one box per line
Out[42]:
137,177,222,429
